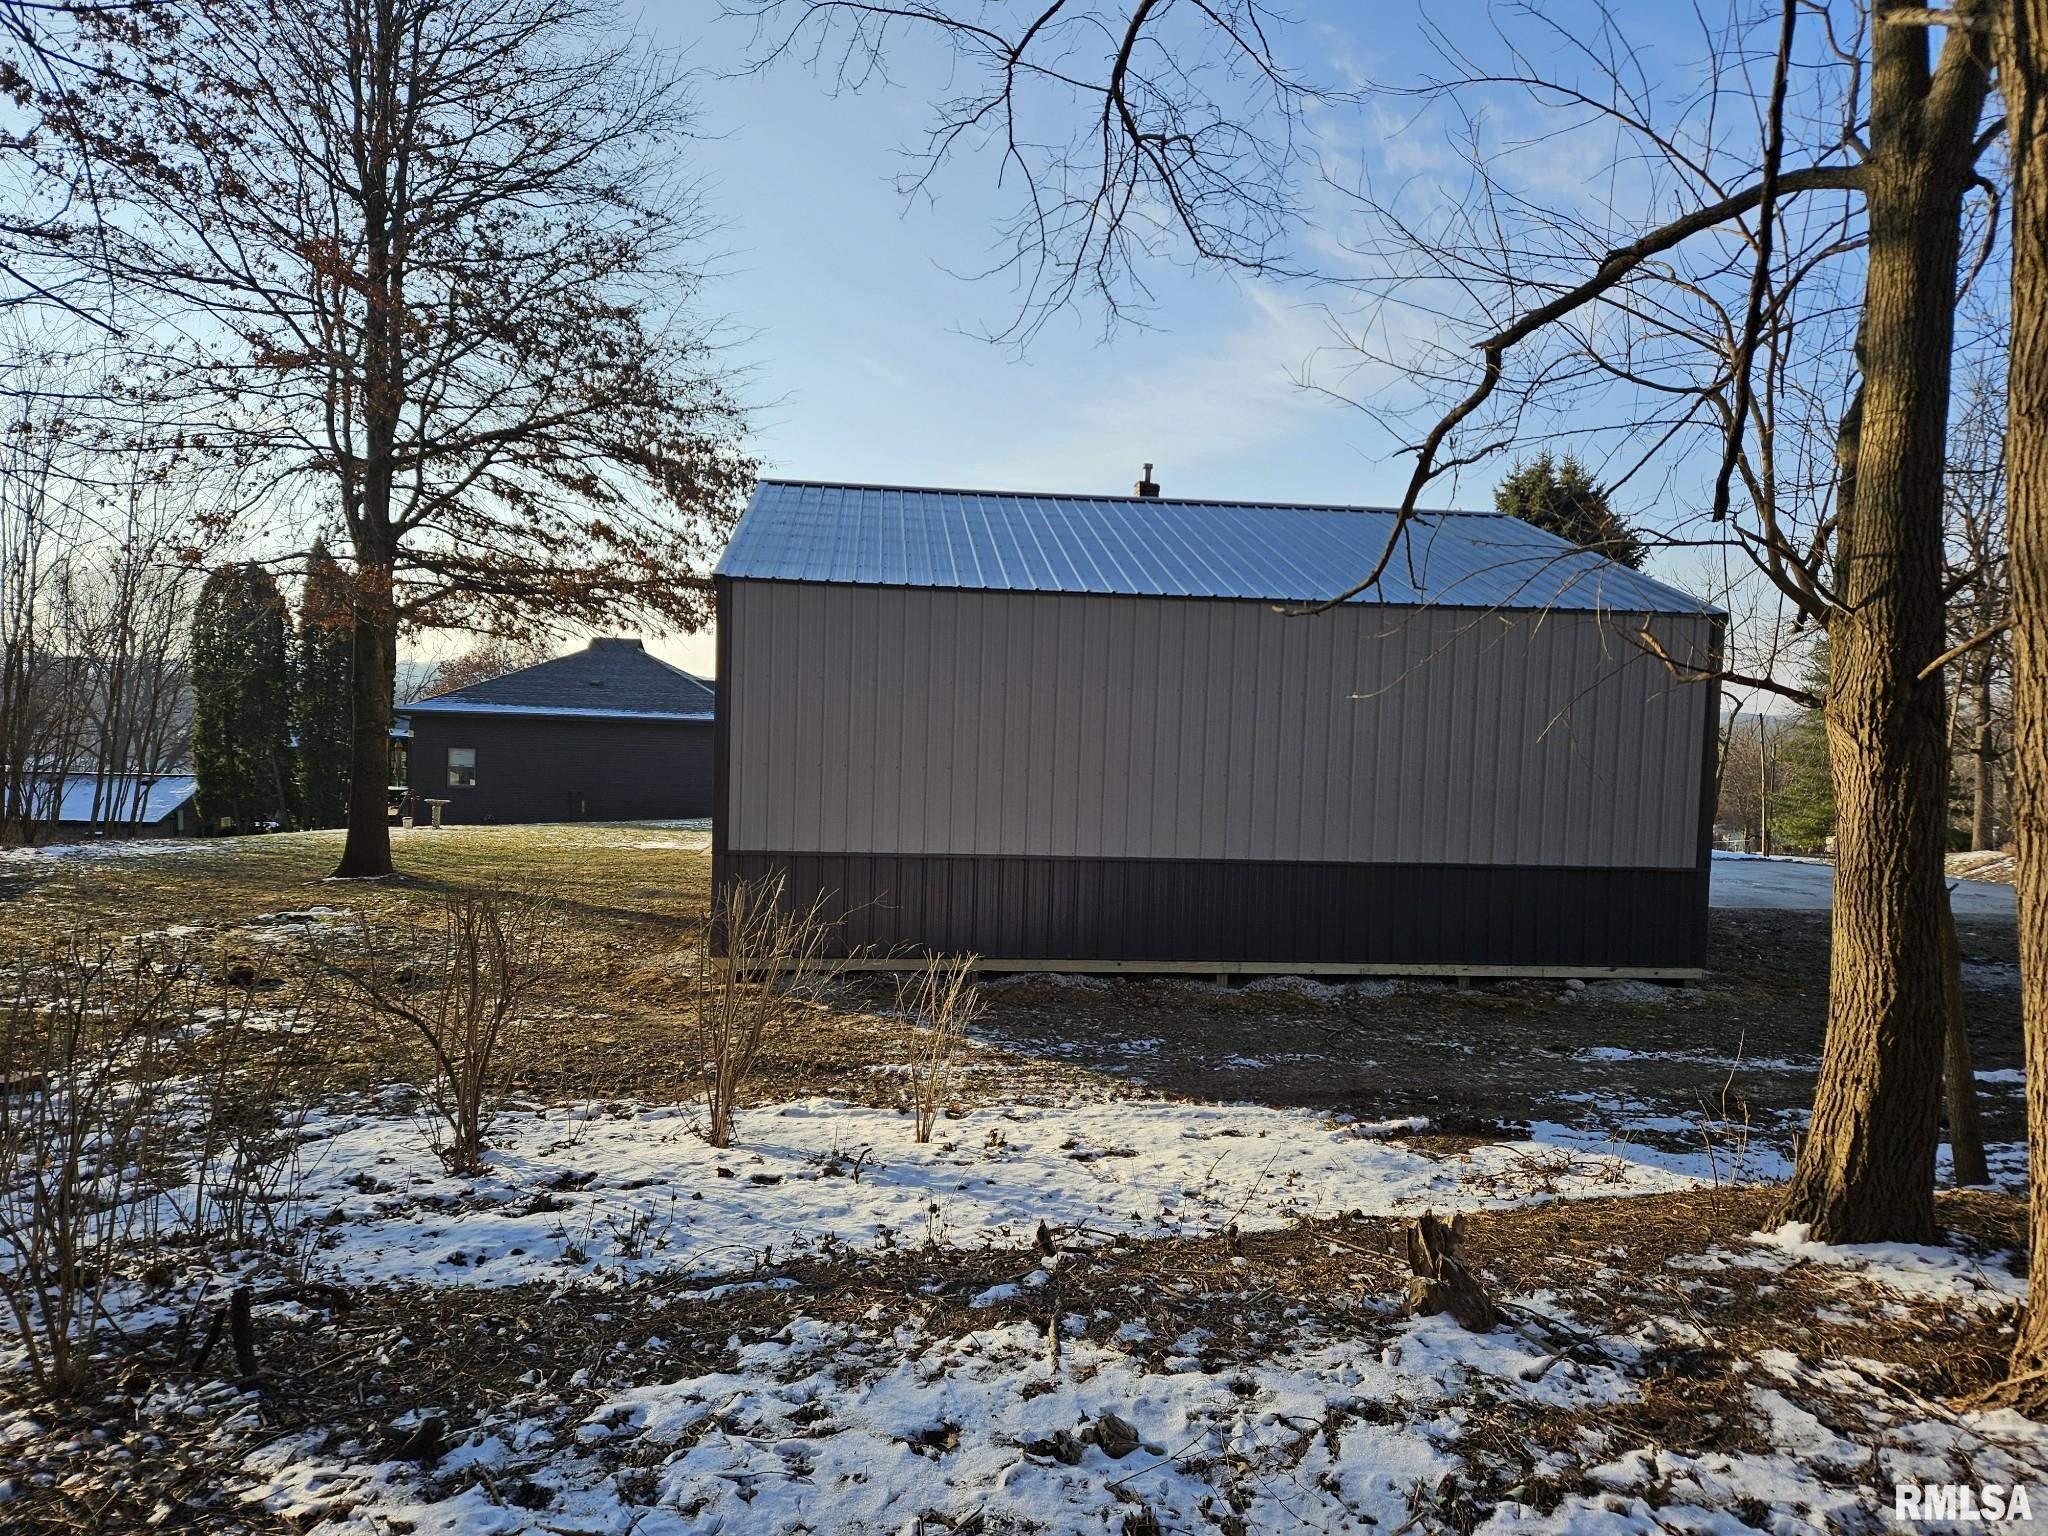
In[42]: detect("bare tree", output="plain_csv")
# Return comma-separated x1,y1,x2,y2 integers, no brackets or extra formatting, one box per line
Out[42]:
0,356,79,841
52,463,196,836
0,340,199,842
29,0,753,878
734,0,2002,1244
418,635,559,700
1945,353,2011,851
725,0,1335,339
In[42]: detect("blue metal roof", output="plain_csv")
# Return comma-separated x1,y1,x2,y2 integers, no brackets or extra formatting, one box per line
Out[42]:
716,481,1716,616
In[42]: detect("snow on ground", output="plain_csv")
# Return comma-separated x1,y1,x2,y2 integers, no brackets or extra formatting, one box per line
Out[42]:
1950,849,2017,885
233,1225,2048,1536
1576,1043,1814,1074
265,1095,1735,1289
2,818,713,872
0,835,215,866
1710,850,2016,915
1746,1222,2031,1306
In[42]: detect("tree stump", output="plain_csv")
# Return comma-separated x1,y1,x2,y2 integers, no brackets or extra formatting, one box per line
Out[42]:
1402,1212,1498,1332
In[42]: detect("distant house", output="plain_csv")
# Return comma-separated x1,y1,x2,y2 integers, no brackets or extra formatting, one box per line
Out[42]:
396,638,715,824
714,479,1723,977
47,771,200,836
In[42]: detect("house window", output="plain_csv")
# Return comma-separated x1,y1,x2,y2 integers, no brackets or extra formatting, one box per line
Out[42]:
447,747,476,788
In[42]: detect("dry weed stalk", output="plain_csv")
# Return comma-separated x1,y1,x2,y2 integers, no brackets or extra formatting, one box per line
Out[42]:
694,875,840,1149
165,969,327,1259
0,939,179,1398
898,954,982,1144
319,892,553,1175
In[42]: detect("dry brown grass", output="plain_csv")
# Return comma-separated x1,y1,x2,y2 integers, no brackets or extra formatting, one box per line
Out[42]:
0,827,715,1098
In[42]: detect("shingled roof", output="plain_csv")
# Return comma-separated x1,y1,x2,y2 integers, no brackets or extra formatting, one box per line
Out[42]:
401,638,715,721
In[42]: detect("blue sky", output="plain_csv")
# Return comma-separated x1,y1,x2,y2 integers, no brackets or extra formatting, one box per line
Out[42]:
604,0,1431,675
668,5,1388,499
515,1,1840,682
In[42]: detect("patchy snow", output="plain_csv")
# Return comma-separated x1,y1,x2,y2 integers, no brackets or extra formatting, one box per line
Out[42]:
1949,849,2017,885
1748,1223,2030,1306
6,1078,2040,1534
250,1095,1741,1290
1576,1044,1814,1074
1237,973,1355,1002
0,835,213,865
1558,979,1685,1006
1710,849,1833,865
237,1264,2048,1536
234,906,361,944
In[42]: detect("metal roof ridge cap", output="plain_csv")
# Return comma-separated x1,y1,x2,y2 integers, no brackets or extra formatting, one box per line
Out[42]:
748,478,1498,516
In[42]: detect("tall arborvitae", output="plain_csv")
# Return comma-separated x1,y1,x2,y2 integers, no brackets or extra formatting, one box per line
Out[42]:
294,540,355,829
1768,641,1836,854
1494,454,1648,570
190,563,294,833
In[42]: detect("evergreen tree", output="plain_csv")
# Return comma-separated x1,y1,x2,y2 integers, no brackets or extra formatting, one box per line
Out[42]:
1769,640,1836,853
1769,715,1835,852
294,540,355,829
191,563,294,832
1493,453,1647,569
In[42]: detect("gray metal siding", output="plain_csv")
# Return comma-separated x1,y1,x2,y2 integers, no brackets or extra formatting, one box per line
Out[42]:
725,581,1712,869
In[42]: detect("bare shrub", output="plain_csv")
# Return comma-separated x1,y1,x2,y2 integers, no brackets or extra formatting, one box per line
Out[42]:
0,939,178,1398
694,875,840,1149
319,893,554,1176
898,954,983,1144
161,969,327,1261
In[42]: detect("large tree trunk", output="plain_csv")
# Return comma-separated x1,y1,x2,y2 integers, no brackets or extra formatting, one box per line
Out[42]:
1972,659,2000,848
332,21,405,882
1997,0,2048,1391
333,558,395,879
1780,14,1983,1243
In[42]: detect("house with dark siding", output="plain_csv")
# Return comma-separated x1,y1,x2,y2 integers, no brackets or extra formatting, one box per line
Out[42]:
713,479,1723,977
397,638,714,824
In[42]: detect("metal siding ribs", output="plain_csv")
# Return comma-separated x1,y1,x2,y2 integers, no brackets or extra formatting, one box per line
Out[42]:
719,850,1710,972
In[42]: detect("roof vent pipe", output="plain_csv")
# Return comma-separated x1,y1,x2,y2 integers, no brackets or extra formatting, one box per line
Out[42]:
1135,463,1160,498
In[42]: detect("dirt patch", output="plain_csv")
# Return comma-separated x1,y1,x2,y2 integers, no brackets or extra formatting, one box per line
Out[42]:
956,909,2025,1153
